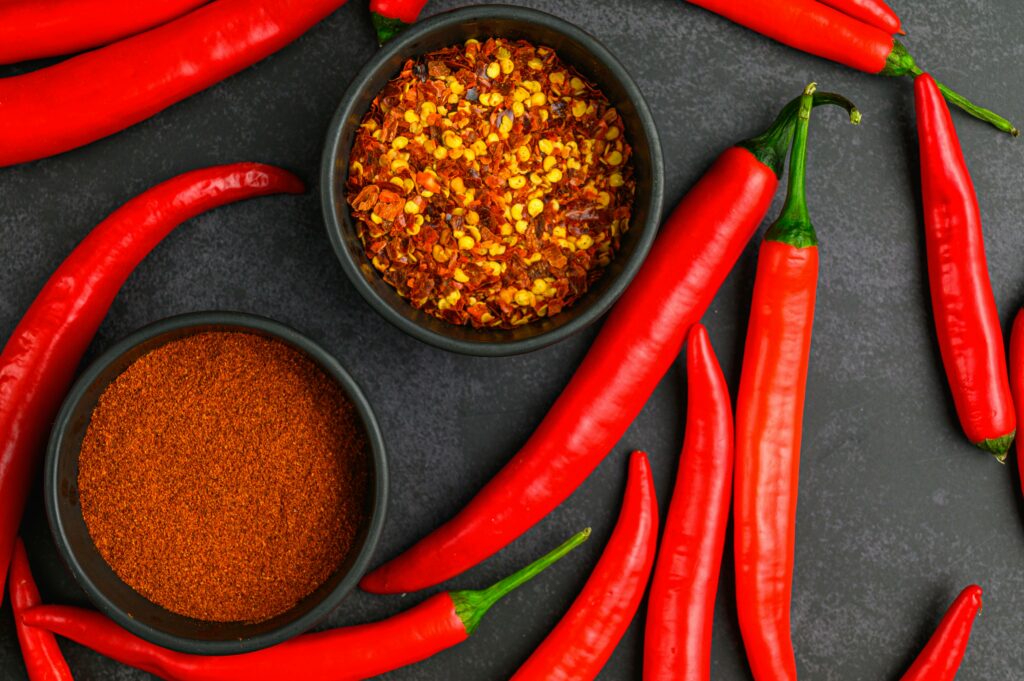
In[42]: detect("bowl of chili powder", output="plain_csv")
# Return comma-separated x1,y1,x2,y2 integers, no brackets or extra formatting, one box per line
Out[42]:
322,5,663,356
44,311,387,655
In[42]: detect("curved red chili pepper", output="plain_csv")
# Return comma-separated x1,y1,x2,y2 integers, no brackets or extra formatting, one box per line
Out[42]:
510,452,657,681
21,531,589,680
0,0,209,64
0,163,305,601
369,0,429,44
1010,309,1024,494
684,0,1017,136
9,538,73,681
0,0,350,167
818,0,902,35
900,585,983,681
734,84,825,681
360,91,858,596
643,325,733,681
915,72,1016,460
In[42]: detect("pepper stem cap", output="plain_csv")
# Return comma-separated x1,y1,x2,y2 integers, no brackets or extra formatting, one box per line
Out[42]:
976,431,1015,462
371,12,409,45
765,83,819,247
451,528,590,635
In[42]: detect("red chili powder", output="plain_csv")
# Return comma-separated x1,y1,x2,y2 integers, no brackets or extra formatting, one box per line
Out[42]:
78,331,368,623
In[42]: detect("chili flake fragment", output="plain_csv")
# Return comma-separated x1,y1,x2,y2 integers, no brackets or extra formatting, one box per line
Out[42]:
347,38,636,328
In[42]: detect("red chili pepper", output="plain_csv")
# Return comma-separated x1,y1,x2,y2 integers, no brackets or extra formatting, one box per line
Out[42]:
734,84,825,681
22,530,588,681
9,538,72,681
360,91,860,596
509,452,657,681
0,0,350,167
369,0,429,44
684,0,1017,136
0,0,209,64
900,585,983,681
818,0,902,35
643,325,733,681
1010,309,1024,493
0,163,305,601
915,72,1016,460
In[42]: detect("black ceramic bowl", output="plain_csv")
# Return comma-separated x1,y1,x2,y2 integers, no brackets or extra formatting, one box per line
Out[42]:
44,311,388,655
321,5,664,356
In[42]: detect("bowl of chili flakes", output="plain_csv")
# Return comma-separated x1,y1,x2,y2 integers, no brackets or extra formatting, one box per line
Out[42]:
322,5,663,356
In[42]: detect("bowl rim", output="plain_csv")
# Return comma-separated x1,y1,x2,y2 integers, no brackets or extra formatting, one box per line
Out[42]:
44,310,389,655
320,3,664,357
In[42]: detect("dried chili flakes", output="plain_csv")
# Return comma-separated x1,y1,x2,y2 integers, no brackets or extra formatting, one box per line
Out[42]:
346,37,636,328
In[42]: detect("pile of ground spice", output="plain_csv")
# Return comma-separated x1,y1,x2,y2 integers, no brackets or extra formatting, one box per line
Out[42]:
78,331,368,623
347,37,636,329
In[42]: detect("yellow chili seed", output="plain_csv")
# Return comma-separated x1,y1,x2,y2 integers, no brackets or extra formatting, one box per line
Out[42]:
605,126,620,141
453,267,470,283
532,278,548,294
496,46,510,59
392,136,409,149
512,101,525,117
546,168,563,183
527,58,544,70
443,131,463,148
552,226,566,238
597,191,611,207
516,146,531,162
370,212,383,224
404,200,420,214
403,109,419,124
606,150,623,166
571,100,587,117
515,219,528,234
432,245,448,261
421,101,437,116
514,290,535,307
527,252,543,264
488,243,506,256
486,132,500,143
390,159,408,172
449,147,464,160
609,173,624,187
449,81,465,95
538,139,554,155
513,87,530,102
447,290,461,303
498,115,514,135
458,235,475,250
406,222,422,236
570,76,585,92
500,223,513,236
549,71,565,85
528,199,544,217
500,58,515,74
434,147,448,160
471,139,488,156
390,177,404,189
463,149,476,162
523,79,541,93
530,172,543,185
468,226,482,242
451,177,466,193
403,178,415,193
437,299,451,311
577,234,594,249
511,203,524,220
508,175,526,189
465,210,480,225
543,155,558,171
530,92,547,107
486,261,502,276
486,61,501,79
372,256,386,271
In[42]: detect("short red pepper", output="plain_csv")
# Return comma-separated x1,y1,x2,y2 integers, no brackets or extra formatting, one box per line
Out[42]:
9,538,72,681
900,585,983,681
369,0,429,44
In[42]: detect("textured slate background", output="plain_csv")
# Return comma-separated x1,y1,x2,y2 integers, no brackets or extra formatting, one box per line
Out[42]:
2,0,1024,679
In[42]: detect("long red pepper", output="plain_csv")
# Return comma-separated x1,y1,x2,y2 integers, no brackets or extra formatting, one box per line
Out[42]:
9,538,72,681
509,452,658,681
734,84,825,681
360,91,860,596
0,0,208,64
1010,309,1024,494
915,72,1016,459
818,0,902,35
22,530,589,681
900,585,983,681
684,0,1017,136
369,0,429,44
0,0,350,167
0,163,304,601
643,325,733,681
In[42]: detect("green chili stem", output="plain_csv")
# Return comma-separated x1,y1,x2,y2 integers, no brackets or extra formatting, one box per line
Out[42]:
884,41,1018,137
371,13,408,45
765,83,818,248
740,91,860,178
451,528,591,635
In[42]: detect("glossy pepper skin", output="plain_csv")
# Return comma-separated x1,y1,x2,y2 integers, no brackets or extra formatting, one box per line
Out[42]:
360,92,861,596
9,538,72,681
0,0,350,167
21,531,588,681
510,452,658,681
734,85,824,681
1010,309,1024,493
915,73,1016,460
0,0,208,64
684,0,1017,136
370,0,429,44
900,585,983,681
818,0,902,35
643,325,733,681
0,164,305,601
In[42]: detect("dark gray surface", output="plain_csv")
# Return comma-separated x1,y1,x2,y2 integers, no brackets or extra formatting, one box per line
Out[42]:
1,0,1023,678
